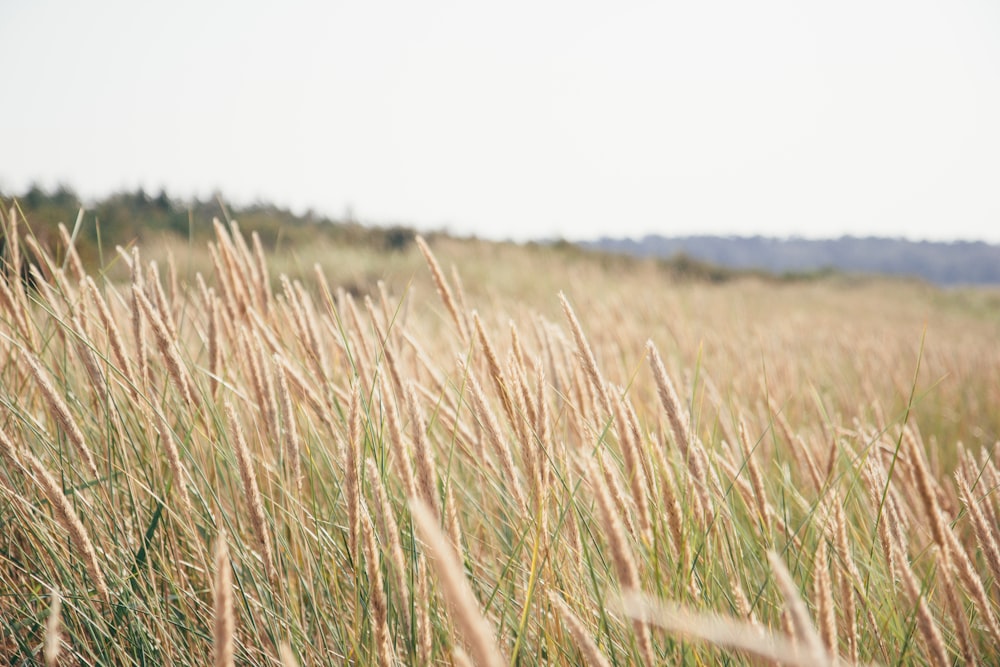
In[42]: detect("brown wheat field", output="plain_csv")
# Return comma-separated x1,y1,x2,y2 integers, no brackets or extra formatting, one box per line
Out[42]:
1,210,999,665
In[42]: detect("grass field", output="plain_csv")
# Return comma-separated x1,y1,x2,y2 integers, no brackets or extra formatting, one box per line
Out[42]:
1,211,999,665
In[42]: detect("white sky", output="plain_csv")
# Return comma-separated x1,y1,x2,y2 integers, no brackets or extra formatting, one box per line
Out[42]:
2,1,999,242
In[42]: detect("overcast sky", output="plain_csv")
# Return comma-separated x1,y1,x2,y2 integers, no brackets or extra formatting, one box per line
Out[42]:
2,1,999,242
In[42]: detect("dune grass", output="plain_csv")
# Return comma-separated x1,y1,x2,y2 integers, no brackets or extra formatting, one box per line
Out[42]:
0,209,998,664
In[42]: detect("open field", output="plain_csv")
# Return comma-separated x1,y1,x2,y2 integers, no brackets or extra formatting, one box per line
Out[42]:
1,211,999,665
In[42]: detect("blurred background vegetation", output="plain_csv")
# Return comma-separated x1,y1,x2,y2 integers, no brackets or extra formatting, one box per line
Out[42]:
2,184,418,267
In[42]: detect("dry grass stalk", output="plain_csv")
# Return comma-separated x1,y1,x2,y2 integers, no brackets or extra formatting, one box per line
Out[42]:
905,427,948,549
44,586,61,667
376,281,396,343
587,458,654,664
239,330,267,433
252,332,279,445
415,555,433,665
70,312,109,407
208,290,222,398
23,235,69,301
723,559,755,623
888,536,949,667
379,376,417,499
83,277,137,395
277,642,298,667
614,391,652,536
649,439,686,562
450,264,472,336
214,220,253,317
360,505,394,667
364,295,405,399
534,365,554,494
647,341,689,452
213,530,235,667
365,458,411,630
509,320,529,374
0,425,21,470
340,290,375,381
229,221,257,281
452,646,474,667
465,365,527,510
957,470,1000,586
208,242,238,324
621,592,827,667
508,356,534,470
346,386,362,557
863,458,905,581
414,381,480,464
549,593,612,667
738,420,772,533
57,221,86,284
274,355,303,496
246,303,283,357
225,401,278,589
401,330,449,397
559,293,612,417
133,285,197,409
166,250,179,313
936,545,978,667
836,566,858,665
780,609,798,660
598,453,639,540
562,492,585,577
415,235,468,343
409,497,506,667
977,451,1000,527
812,542,837,658
4,204,19,261
766,551,830,666
147,261,179,343
280,275,321,380
22,449,110,605
445,481,464,557
274,354,337,435
0,271,34,345
153,406,195,524
472,312,516,428
647,341,713,523
126,246,151,390
230,223,260,311
828,501,863,663
406,383,441,518
20,349,99,479
250,232,273,315
772,406,823,492
939,510,1000,645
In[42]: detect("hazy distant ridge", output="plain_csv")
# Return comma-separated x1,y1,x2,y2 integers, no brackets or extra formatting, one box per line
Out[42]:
583,235,1000,285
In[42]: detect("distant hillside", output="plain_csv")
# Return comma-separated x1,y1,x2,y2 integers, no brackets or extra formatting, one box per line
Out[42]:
583,235,1000,285
0,184,417,269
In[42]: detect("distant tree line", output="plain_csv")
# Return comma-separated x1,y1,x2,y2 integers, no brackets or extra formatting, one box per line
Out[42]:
0,184,416,269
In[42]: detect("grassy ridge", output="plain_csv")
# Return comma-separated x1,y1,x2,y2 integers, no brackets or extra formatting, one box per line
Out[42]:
0,208,998,665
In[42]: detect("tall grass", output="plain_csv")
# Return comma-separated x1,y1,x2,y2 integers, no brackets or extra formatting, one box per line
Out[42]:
0,212,999,664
